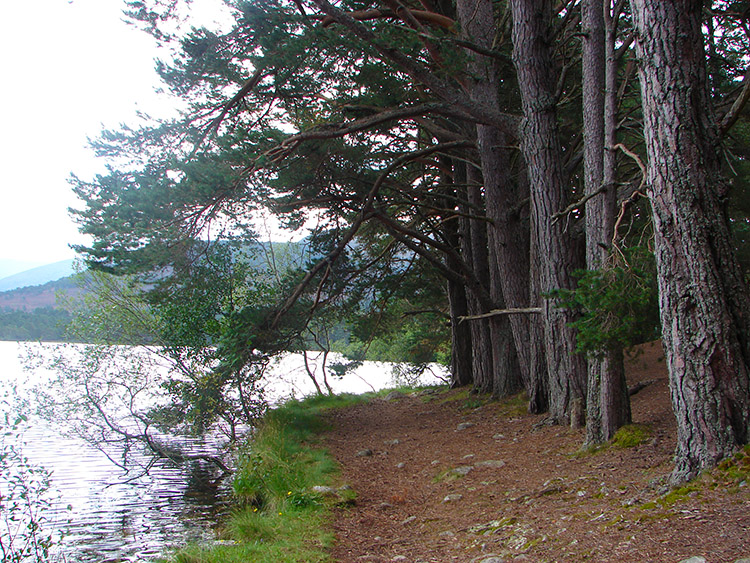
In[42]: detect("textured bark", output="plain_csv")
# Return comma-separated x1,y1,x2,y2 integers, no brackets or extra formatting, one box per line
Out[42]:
583,0,630,444
511,0,586,423
456,0,544,407
631,0,750,482
458,164,495,394
447,276,474,387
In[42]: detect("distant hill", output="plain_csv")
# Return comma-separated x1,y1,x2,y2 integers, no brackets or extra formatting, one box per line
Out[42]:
0,274,80,341
0,276,80,311
0,259,48,279
0,241,312,341
0,259,76,292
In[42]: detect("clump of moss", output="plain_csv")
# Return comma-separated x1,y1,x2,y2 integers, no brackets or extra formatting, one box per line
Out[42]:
610,424,651,448
497,392,529,417
715,445,750,487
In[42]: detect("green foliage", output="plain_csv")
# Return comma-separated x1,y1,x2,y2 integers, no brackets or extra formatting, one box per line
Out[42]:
0,307,72,342
552,247,660,356
170,394,364,562
0,397,57,562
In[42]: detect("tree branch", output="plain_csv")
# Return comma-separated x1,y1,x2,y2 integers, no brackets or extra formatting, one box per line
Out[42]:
458,307,543,323
551,185,607,222
271,140,471,328
266,102,456,161
320,8,456,30
308,0,520,136
720,64,750,136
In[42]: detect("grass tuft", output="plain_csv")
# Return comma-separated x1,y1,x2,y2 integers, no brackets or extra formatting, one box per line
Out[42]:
167,392,370,563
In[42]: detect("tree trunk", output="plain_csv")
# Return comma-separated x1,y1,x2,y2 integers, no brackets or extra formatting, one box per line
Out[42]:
456,0,543,407
510,0,587,424
631,0,750,483
447,276,474,387
458,164,495,394
583,0,630,444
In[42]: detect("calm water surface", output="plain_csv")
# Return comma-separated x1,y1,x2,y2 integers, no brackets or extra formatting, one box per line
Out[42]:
1,341,446,562
1,342,234,562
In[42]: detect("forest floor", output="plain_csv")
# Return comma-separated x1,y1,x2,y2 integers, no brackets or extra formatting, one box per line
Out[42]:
320,342,750,563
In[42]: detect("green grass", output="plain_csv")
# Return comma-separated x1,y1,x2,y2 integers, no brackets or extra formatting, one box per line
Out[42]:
166,393,369,563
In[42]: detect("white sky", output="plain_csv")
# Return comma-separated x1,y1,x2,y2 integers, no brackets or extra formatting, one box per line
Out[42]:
0,0,228,264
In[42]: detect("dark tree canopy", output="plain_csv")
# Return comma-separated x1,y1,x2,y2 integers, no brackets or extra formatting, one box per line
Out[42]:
71,0,750,479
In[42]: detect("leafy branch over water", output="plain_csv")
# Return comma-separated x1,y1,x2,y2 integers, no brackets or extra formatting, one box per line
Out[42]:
0,395,57,562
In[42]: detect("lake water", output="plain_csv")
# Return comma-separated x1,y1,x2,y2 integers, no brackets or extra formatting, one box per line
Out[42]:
0,341,446,562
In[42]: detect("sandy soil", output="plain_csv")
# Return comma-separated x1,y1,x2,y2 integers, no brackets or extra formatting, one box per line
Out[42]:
322,342,750,563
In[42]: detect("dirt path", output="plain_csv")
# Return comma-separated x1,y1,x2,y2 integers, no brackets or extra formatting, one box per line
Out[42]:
322,342,750,563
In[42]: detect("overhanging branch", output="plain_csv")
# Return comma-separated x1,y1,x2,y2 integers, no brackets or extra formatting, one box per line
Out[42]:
458,307,543,323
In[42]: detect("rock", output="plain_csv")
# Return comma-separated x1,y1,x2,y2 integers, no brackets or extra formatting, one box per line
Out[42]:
457,422,475,431
384,391,406,401
401,516,417,525
493,433,505,440
439,530,455,537
677,558,706,563
463,454,476,459
311,485,338,496
451,465,474,476
356,449,373,457
475,460,506,469
443,493,463,503
431,460,441,466
479,558,505,563
396,462,406,469
384,439,400,445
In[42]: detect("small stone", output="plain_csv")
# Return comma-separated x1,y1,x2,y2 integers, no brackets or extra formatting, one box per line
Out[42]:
396,462,406,469
493,434,505,440
475,460,506,469
356,449,373,457
439,530,455,537
443,493,463,503
479,558,506,563
457,422,475,431
677,558,706,563
385,391,406,401
393,557,408,562
576,490,586,497
384,439,401,445
431,460,441,466
452,465,474,476
401,516,417,525
463,454,475,459
311,485,337,496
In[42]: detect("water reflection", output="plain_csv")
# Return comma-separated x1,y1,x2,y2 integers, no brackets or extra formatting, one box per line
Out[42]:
1,341,447,562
